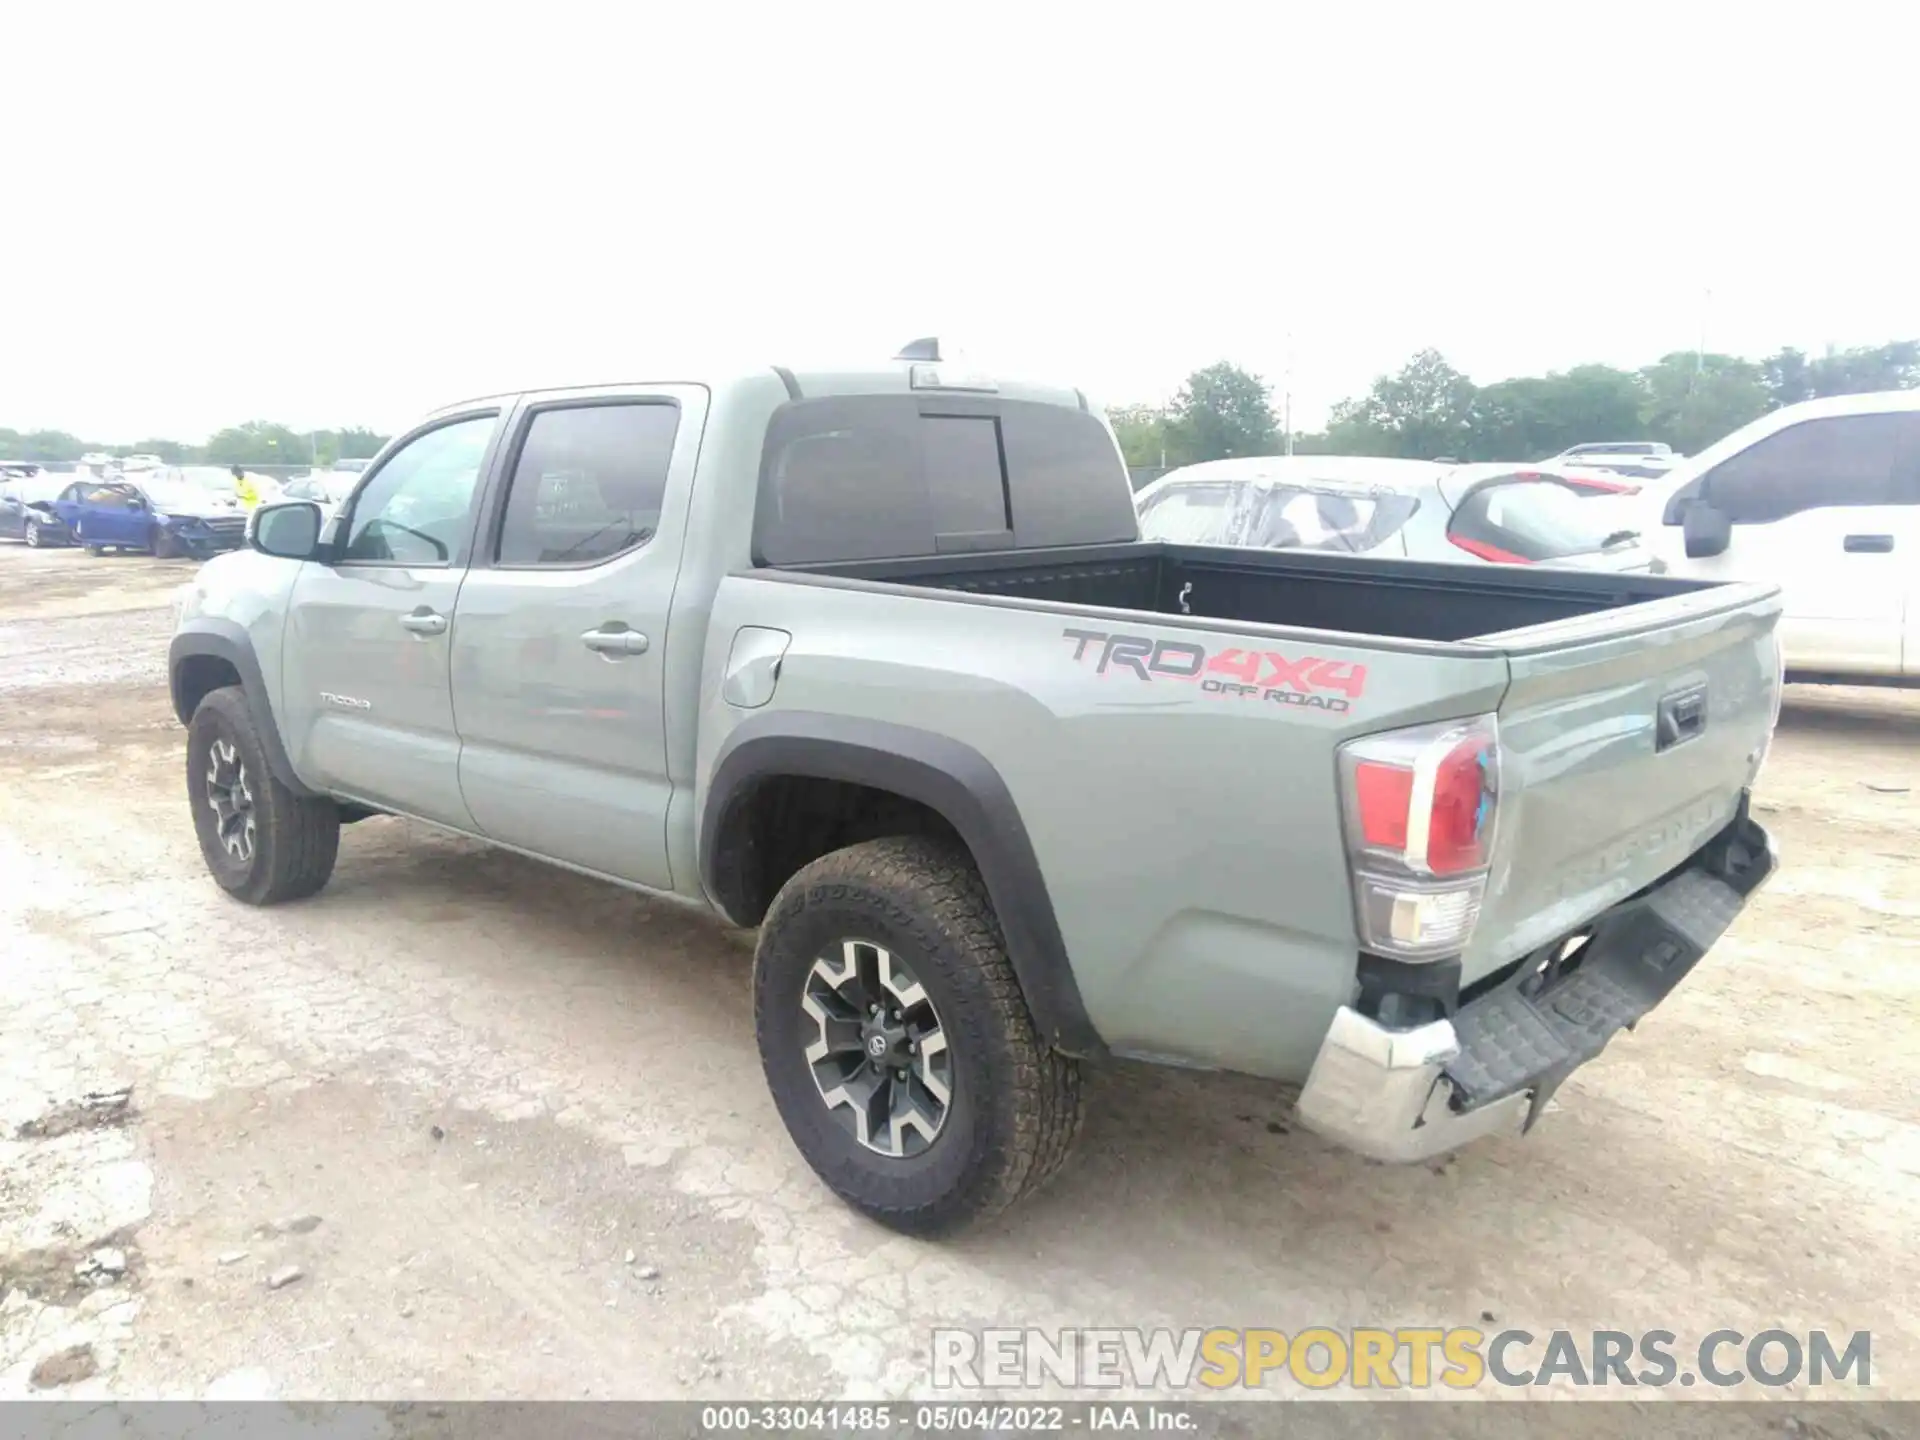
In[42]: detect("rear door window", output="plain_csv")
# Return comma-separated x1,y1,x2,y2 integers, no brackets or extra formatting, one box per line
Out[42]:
1448,474,1633,561
494,402,681,566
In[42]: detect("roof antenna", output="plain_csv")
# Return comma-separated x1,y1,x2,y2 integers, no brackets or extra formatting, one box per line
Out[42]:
893,337,941,362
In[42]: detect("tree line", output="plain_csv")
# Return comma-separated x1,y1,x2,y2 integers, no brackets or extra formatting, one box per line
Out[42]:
1111,340,1920,472
0,420,391,468
11,337,1919,475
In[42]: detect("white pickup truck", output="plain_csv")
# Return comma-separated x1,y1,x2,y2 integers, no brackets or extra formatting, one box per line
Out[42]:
1650,390,1920,686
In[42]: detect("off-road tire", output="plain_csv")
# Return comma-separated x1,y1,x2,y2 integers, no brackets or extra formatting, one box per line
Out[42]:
754,835,1083,1235
187,686,340,905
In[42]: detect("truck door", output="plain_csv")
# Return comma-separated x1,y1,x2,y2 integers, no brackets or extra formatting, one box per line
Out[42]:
1685,411,1920,677
280,410,502,828
448,387,706,892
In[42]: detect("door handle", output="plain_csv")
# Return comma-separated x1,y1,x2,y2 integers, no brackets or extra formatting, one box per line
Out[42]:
400,610,448,636
581,626,649,656
1843,533,1894,553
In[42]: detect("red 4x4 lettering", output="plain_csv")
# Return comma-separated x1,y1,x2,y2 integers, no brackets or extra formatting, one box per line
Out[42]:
1258,652,1368,698
1302,658,1367,698
1204,648,1368,697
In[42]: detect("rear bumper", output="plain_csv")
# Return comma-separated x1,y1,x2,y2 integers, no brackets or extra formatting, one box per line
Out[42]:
1296,797,1776,1164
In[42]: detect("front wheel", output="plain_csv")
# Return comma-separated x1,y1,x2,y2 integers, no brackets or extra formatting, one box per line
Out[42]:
24,519,44,548
187,687,340,904
151,525,178,559
74,520,104,557
754,835,1083,1235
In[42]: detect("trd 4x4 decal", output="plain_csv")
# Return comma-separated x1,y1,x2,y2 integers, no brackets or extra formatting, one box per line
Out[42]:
1061,628,1366,713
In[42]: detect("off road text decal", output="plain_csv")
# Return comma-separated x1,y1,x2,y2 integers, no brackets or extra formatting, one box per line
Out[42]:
1061,628,1366,713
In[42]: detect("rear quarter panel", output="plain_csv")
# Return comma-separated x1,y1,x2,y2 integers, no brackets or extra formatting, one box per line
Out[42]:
696,574,1509,1082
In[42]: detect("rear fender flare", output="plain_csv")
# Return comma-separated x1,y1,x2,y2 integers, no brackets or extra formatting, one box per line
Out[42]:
701,712,1104,1057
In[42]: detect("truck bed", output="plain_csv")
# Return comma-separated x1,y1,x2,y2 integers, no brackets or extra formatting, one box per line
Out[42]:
792,541,1714,644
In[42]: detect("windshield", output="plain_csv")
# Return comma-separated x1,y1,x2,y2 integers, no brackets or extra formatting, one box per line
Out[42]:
160,467,242,495
1136,482,1242,543
282,473,356,503
1450,475,1636,560
1140,478,1419,554
143,482,195,509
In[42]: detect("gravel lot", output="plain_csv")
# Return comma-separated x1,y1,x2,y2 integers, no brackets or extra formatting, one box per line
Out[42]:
0,540,1915,1411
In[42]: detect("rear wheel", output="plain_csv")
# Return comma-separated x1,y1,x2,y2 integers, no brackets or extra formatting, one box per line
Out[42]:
187,687,340,904
754,835,1083,1235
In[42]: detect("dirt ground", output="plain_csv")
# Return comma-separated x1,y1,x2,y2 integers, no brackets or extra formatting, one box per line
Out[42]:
0,540,1915,1413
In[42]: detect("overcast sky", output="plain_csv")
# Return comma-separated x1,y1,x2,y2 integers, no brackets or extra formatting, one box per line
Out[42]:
8,2,1915,442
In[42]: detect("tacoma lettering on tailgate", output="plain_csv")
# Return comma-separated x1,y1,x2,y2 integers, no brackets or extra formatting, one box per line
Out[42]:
1061,627,1367,713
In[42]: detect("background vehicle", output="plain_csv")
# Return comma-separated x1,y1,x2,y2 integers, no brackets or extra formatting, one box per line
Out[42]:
170,348,1780,1234
1538,443,1681,485
278,468,360,519
52,473,247,557
0,469,71,547
1649,389,1920,685
1135,456,1660,571
1544,441,1676,463
160,464,252,504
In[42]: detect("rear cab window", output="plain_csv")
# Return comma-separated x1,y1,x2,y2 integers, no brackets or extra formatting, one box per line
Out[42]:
1448,473,1638,562
753,396,1134,566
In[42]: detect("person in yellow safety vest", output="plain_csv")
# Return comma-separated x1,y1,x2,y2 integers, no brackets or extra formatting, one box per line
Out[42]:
232,464,260,509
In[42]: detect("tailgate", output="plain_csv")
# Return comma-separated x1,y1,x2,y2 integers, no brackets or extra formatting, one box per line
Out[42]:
1463,581,1782,983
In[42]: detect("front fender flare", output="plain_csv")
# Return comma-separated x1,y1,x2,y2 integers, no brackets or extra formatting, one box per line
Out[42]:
169,619,318,797
701,712,1104,1058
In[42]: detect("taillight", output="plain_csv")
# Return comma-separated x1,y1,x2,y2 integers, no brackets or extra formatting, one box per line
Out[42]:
1447,534,1531,564
1338,715,1501,960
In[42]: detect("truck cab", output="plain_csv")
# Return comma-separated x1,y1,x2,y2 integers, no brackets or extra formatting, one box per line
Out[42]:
1648,390,1920,684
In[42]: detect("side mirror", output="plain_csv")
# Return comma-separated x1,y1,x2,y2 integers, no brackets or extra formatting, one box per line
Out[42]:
1681,500,1732,558
250,500,324,560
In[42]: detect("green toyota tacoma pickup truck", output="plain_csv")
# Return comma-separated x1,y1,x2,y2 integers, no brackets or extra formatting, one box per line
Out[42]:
169,343,1783,1234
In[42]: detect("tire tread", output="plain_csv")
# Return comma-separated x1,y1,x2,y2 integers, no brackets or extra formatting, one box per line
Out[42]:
755,835,1082,1234
189,687,339,905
